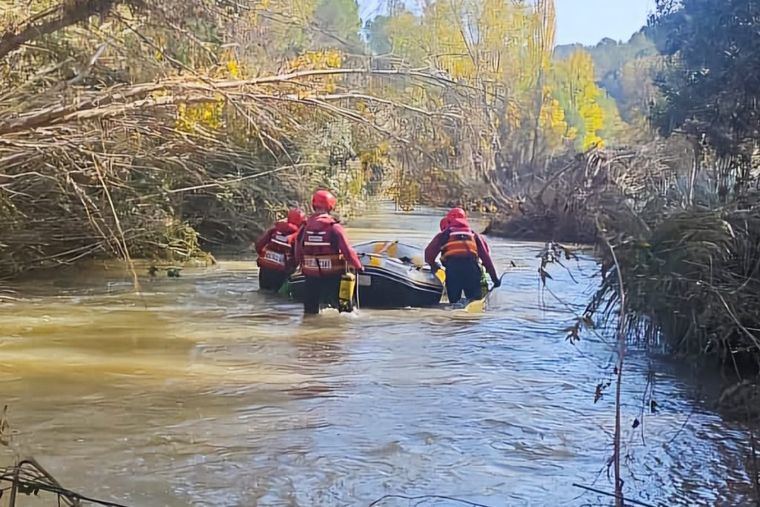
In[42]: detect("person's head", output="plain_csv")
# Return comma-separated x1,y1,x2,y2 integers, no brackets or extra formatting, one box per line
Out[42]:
287,208,306,226
447,215,470,229
311,189,337,213
446,207,466,220
439,217,449,231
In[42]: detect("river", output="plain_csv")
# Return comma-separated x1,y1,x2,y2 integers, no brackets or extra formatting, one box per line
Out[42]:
0,204,755,506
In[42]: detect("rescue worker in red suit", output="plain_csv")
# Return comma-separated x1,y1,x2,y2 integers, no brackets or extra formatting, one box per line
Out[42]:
254,208,306,291
425,207,500,304
295,190,363,315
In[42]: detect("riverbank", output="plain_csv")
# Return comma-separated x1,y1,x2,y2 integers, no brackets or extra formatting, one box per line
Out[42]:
0,164,374,282
485,204,596,244
483,147,760,421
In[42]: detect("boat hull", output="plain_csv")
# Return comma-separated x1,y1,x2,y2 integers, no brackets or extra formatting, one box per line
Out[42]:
288,241,444,308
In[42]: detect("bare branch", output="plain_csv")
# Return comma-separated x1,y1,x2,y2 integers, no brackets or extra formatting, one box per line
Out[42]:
0,0,128,61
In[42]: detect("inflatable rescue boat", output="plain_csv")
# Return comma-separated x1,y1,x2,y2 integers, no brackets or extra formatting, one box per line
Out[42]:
288,241,444,308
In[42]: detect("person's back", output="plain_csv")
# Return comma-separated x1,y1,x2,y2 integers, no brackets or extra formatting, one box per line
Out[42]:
295,190,362,314
255,208,304,291
425,209,500,304
299,213,346,277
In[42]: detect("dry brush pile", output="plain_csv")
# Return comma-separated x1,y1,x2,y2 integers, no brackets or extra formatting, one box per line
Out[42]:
486,141,694,242
496,139,760,375
593,198,760,376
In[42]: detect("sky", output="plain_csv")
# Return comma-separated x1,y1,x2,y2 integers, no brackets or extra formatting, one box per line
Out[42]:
359,0,658,48
554,0,657,45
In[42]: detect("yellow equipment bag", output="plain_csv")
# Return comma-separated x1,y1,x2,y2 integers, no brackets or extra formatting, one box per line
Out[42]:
338,273,356,313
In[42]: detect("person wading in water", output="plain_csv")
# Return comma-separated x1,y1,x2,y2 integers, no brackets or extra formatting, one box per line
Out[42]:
295,190,363,315
254,208,306,292
425,207,500,304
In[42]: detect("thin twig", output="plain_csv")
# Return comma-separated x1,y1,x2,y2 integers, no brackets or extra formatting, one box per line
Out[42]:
572,483,660,507
597,217,627,507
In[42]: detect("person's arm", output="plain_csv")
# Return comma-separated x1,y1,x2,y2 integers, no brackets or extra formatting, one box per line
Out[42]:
480,231,491,253
293,226,305,264
424,233,444,270
254,227,275,255
475,234,499,283
332,224,363,271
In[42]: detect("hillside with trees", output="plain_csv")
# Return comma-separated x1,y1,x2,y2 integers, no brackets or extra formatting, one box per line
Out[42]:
555,30,660,123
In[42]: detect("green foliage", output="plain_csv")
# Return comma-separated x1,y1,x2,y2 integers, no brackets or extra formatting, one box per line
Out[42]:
555,31,658,82
365,15,392,54
312,0,362,50
651,0,760,161
555,30,660,123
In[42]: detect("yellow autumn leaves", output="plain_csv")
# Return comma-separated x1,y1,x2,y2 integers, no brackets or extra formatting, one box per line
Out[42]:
176,50,241,132
171,0,618,155
288,49,343,94
379,0,619,153
289,49,343,70
552,50,609,150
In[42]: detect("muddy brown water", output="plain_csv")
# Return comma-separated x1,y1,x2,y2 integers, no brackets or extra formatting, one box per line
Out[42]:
0,204,755,506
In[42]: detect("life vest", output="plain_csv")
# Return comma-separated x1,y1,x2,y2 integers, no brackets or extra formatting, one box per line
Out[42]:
257,221,299,272
300,214,346,277
441,218,479,262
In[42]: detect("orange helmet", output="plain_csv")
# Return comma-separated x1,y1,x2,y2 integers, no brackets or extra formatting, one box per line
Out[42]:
287,208,305,226
447,207,466,220
311,189,337,211
439,217,449,231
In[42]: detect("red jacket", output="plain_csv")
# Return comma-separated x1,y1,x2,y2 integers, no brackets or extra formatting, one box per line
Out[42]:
425,217,498,281
295,213,362,277
255,220,300,272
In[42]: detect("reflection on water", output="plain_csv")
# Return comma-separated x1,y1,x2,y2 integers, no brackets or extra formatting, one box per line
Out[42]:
0,203,754,506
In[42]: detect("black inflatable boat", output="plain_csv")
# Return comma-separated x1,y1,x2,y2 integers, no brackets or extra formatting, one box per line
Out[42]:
288,241,444,308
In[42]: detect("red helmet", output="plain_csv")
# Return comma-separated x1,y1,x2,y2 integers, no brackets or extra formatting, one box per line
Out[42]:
287,208,305,226
439,217,449,231
311,189,337,211
446,207,466,220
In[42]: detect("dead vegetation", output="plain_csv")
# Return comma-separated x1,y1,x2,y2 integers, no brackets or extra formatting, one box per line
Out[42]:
508,139,760,381
0,0,463,279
